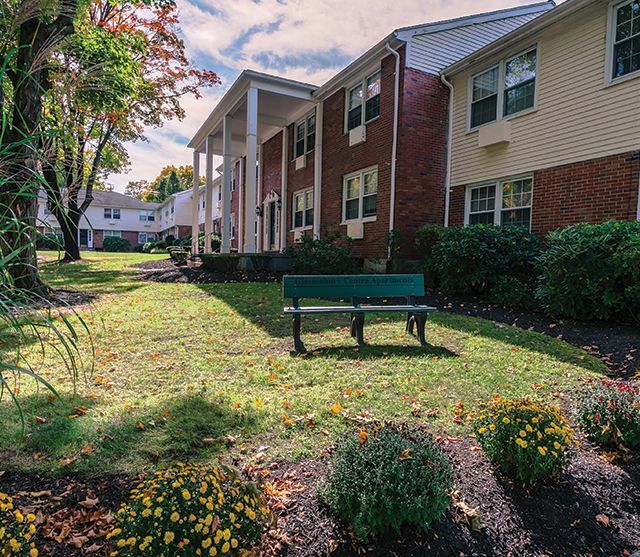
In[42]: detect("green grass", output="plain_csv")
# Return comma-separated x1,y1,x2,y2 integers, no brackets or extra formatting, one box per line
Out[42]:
0,251,606,476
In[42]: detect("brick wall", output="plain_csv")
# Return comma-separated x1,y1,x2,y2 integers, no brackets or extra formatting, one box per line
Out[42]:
286,124,316,246
93,229,104,249
319,48,405,259
448,150,640,234
395,69,449,255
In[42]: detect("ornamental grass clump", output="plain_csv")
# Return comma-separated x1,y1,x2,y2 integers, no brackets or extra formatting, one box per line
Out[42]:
0,492,39,556
319,424,452,541
575,380,640,449
107,463,270,556
472,397,575,485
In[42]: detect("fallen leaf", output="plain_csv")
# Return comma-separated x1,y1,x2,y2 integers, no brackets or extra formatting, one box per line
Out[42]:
596,514,610,527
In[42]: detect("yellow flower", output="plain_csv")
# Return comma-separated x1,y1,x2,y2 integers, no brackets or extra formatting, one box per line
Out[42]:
502,417,510,424
182,489,192,500
221,541,230,553
170,511,180,522
489,424,496,431
30,549,39,557
519,430,527,437
164,531,175,544
538,446,547,456
202,538,212,548
477,427,487,434
525,424,533,433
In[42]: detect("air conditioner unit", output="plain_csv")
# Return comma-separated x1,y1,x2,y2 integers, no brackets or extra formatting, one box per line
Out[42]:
346,221,364,240
349,125,366,147
108,220,115,225
293,229,304,243
295,155,306,171
478,120,511,148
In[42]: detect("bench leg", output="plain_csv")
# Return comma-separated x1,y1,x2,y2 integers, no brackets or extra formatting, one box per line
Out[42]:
415,313,428,346
406,313,416,335
351,313,365,345
293,314,306,353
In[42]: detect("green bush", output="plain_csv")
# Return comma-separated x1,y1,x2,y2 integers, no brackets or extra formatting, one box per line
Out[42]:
106,463,269,556
165,234,176,247
319,424,452,541
415,224,445,259
489,275,536,310
103,236,131,252
575,380,640,448
176,233,220,253
168,246,190,264
429,225,540,295
133,245,144,253
36,232,63,251
472,396,575,485
201,254,240,273
537,221,640,322
284,234,358,275
150,248,168,254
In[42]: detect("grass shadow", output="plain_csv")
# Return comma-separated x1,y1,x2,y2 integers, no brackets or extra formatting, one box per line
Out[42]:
304,342,457,360
40,261,147,296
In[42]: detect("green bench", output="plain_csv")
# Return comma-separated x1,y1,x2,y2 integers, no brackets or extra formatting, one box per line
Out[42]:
282,274,436,353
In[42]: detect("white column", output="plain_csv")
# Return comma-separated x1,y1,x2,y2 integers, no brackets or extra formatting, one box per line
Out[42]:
256,143,263,253
221,115,232,254
279,126,288,251
191,150,200,254
204,135,214,254
313,102,323,239
244,86,258,253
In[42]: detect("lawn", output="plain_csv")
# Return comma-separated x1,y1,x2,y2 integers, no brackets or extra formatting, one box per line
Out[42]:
0,251,606,476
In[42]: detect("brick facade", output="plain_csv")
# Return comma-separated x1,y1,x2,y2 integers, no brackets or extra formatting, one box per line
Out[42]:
448,150,640,234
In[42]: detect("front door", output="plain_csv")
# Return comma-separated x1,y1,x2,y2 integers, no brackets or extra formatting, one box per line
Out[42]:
78,229,93,248
268,202,277,251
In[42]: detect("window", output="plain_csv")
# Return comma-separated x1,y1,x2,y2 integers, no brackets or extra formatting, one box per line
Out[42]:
346,70,381,131
104,208,120,219
139,210,155,222
138,232,156,244
230,213,236,239
611,0,640,79
103,230,122,238
202,198,205,209
294,114,316,159
466,177,533,229
342,168,378,222
469,47,537,129
293,190,313,229
171,205,174,214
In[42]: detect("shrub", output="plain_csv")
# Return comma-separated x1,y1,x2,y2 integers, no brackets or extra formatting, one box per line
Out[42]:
150,248,168,254
429,225,540,296
319,424,452,541
168,246,190,264
489,275,536,310
36,232,63,251
165,235,176,247
284,234,358,275
176,233,220,253
107,463,269,556
103,236,131,252
201,254,240,273
414,224,445,259
472,396,575,484
133,245,144,253
575,380,640,448
0,492,39,556
536,221,640,322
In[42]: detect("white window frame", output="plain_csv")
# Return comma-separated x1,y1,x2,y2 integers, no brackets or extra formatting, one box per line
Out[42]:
293,112,316,160
230,212,236,240
344,69,381,132
464,175,534,230
104,208,112,219
292,189,314,230
103,230,122,238
468,45,539,131
139,210,155,222
341,166,378,224
138,232,156,244
605,0,640,85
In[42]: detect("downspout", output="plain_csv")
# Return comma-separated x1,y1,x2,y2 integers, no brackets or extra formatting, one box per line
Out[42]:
385,42,400,258
441,73,454,227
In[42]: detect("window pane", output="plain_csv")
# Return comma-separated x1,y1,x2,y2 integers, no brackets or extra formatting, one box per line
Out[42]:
113,209,120,219
307,132,316,151
471,95,498,127
295,194,304,212
366,72,381,99
365,95,380,122
346,177,360,199
364,171,378,195
305,208,314,227
469,212,495,225
614,35,640,77
501,207,531,228
296,122,305,141
294,211,303,228
502,179,532,209
504,80,536,115
470,185,496,214
104,208,111,218
504,50,537,89
348,106,362,131
307,115,316,134
363,194,377,217
472,67,498,101
295,139,305,159
345,198,359,220
349,85,363,110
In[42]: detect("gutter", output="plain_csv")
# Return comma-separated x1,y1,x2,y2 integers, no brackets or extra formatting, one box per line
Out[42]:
385,42,401,255
441,73,454,227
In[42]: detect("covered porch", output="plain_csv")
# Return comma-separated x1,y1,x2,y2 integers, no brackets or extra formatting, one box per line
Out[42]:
188,70,319,255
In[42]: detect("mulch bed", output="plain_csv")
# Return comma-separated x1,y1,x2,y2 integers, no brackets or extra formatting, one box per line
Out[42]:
3,442,637,556
257,440,640,557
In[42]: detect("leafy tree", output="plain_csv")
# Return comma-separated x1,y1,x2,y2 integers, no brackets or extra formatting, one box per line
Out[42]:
142,164,202,202
41,0,219,261
124,179,149,199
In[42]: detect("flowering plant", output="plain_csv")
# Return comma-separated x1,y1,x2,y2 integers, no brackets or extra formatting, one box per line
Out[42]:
472,396,575,484
107,463,270,556
0,492,39,556
575,380,640,448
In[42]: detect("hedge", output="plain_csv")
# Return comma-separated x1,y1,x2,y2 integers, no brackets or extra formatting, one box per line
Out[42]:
103,236,131,252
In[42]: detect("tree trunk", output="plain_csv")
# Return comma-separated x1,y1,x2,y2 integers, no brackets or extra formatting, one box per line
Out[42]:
55,205,81,262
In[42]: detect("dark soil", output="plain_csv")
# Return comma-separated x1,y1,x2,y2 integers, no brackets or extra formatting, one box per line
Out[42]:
258,440,640,557
426,293,639,379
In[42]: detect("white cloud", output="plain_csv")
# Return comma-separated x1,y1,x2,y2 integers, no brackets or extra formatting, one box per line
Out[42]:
110,0,554,191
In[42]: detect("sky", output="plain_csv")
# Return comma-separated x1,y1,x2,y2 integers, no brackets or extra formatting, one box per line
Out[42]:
108,0,552,192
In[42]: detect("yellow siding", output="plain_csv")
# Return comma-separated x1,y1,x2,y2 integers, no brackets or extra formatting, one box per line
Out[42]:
450,1,640,188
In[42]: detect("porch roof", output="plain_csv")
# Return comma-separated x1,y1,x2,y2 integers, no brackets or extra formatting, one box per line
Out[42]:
188,70,318,157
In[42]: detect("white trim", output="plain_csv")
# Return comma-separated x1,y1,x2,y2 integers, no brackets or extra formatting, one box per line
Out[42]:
341,166,379,223
467,45,539,132
605,0,640,86
292,188,314,230
464,174,534,229
293,111,317,160
344,70,382,133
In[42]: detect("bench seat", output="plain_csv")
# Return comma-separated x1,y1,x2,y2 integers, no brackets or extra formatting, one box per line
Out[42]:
284,305,435,314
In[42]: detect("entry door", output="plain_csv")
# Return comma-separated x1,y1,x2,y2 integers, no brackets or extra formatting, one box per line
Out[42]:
268,202,277,251
79,229,88,247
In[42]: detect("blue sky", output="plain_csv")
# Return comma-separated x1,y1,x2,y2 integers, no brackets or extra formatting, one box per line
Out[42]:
109,0,552,191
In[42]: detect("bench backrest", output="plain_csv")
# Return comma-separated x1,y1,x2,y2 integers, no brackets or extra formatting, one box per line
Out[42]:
283,275,425,304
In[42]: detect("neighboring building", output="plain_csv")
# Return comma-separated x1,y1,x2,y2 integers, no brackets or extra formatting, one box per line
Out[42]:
442,0,640,234
187,2,554,260
38,181,222,250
